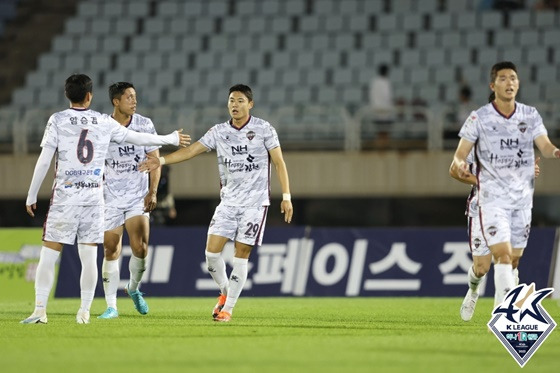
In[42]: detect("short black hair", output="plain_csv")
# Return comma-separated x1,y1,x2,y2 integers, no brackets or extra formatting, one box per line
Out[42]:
228,84,253,102
108,82,135,105
490,61,517,83
65,74,93,103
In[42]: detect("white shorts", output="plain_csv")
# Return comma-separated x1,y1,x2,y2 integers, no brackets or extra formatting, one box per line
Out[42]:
43,205,104,244
104,204,149,231
468,215,490,257
479,206,531,249
208,204,269,246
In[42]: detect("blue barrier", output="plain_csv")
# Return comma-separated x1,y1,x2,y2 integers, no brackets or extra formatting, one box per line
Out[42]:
55,226,557,297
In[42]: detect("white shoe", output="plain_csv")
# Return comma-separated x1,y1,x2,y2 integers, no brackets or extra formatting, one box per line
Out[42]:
21,311,47,324
76,309,90,324
460,289,479,322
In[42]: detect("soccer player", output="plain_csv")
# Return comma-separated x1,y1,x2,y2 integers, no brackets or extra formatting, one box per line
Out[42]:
450,152,540,321
139,84,293,322
98,82,160,319
21,74,189,324
452,61,560,309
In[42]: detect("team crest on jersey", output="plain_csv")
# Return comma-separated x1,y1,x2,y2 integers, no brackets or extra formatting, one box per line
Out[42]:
473,237,481,248
488,283,556,367
246,131,255,140
487,226,497,236
518,122,527,133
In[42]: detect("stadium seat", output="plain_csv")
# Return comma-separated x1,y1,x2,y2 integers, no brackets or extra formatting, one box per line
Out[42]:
77,36,99,53
299,15,320,33
464,31,487,48
63,54,87,70
509,10,532,29
89,18,111,35
477,48,499,65
115,18,137,34
456,12,477,30
51,34,76,53
347,15,369,32
38,54,62,72
127,1,150,17
386,32,408,49
76,1,99,17
424,48,446,66
517,30,539,46
157,1,181,17
284,0,306,15
439,31,461,48
493,29,515,46
64,18,88,35
377,14,400,32
478,11,503,30
100,35,125,53
431,13,453,31
533,10,556,29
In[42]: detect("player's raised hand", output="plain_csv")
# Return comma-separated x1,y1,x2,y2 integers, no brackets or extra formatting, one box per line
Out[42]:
534,156,541,178
175,129,191,147
281,200,293,223
26,203,36,217
139,154,161,173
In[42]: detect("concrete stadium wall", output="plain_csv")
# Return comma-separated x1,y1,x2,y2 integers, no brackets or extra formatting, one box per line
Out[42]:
1,151,560,199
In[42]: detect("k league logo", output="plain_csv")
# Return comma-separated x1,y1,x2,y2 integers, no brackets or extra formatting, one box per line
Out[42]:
488,283,556,367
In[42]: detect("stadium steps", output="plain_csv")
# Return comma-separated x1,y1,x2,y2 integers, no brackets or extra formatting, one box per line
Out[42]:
0,0,79,105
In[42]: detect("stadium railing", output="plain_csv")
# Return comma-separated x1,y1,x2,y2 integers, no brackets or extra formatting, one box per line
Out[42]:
2,101,560,154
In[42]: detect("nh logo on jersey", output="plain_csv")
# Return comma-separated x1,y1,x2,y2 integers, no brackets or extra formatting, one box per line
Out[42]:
231,145,248,155
500,138,519,150
488,283,556,367
119,145,135,156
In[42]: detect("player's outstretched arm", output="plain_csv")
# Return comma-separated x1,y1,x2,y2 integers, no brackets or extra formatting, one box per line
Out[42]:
26,147,56,217
139,141,208,173
269,146,293,224
126,129,191,147
534,134,560,159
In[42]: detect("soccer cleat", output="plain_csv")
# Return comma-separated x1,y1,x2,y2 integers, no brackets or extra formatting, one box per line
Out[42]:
125,284,149,315
212,294,227,319
460,289,479,322
214,311,231,322
20,311,47,324
76,309,90,324
97,307,119,319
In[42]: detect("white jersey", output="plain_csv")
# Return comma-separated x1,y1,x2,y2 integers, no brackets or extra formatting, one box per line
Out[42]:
40,108,129,206
199,116,280,207
104,114,159,209
459,102,547,209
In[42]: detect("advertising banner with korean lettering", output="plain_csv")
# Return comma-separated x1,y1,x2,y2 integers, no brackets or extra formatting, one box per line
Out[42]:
54,226,557,297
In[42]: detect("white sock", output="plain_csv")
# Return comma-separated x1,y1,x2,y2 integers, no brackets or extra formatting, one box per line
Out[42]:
102,258,120,309
494,263,515,307
223,257,248,314
128,254,146,292
34,246,60,313
205,251,229,295
512,268,519,286
467,266,484,293
78,244,98,312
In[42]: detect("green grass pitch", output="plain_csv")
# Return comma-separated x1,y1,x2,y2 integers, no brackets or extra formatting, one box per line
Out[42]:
1,297,559,373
